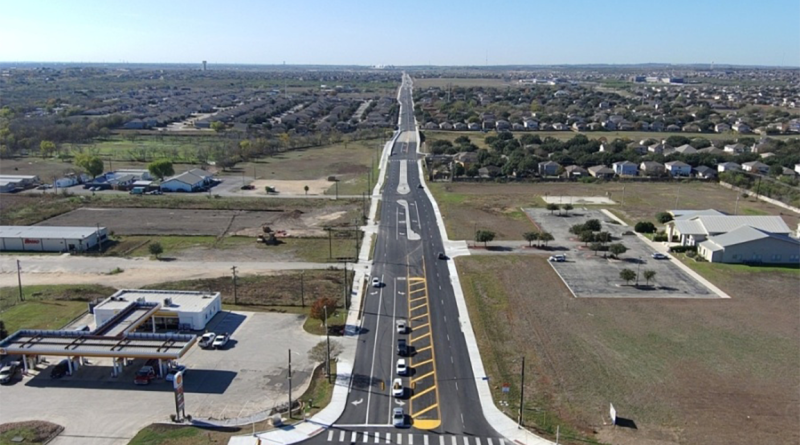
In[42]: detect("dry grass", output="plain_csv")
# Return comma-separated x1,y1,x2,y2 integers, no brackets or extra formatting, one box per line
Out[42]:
0,421,63,444
457,255,800,445
429,181,799,241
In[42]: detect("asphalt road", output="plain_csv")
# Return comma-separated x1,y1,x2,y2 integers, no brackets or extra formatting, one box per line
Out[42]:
306,74,502,443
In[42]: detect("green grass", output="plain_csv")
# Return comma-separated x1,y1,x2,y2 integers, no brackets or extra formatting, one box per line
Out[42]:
0,301,87,333
739,207,769,216
303,310,347,335
299,361,338,417
680,257,800,278
0,421,63,445
126,424,203,445
108,235,218,257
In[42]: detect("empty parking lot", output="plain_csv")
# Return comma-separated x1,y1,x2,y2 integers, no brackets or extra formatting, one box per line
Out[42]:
525,207,714,298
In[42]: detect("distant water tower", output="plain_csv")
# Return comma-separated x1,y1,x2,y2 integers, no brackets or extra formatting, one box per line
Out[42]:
202,60,207,71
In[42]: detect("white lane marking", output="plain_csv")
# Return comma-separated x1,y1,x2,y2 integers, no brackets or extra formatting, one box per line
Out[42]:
487,439,494,445
444,316,447,323
397,199,420,241
375,433,380,443
451,356,453,363
385,433,391,443
328,431,333,441
409,434,414,445
352,432,358,442
397,160,410,195
365,274,387,423
455,381,458,391
396,206,399,240
451,436,457,445
388,277,398,422
439,436,445,445
423,436,429,445
397,434,402,444
340,431,345,442
463,436,468,445
363,432,369,442
476,439,482,445
414,201,422,232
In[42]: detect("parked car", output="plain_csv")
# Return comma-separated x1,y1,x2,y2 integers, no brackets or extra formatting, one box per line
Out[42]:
651,253,669,260
213,332,230,349
396,359,408,376
396,319,407,334
134,366,156,385
371,277,381,288
397,338,408,356
392,407,405,427
548,255,566,262
392,378,404,398
199,332,216,349
165,365,187,382
50,359,70,379
0,362,20,384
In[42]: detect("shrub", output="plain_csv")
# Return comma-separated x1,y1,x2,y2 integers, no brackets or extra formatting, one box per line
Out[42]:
634,221,657,233
655,212,673,224
653,232,668,242
669,245,698,253
584,219,602,231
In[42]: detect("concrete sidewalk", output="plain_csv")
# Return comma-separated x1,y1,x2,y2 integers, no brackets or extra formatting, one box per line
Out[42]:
227,125,402,445
416,147,554,444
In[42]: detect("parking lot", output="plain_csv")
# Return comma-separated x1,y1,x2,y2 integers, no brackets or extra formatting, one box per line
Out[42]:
0,311,322,445
525,208,714,299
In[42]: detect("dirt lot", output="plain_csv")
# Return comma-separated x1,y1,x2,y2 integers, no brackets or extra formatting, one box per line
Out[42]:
430,181,800,241
457,255,799,445
35,206,355,238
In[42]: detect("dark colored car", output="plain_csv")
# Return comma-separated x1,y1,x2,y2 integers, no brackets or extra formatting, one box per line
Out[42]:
397,338,408,356
50,359,70,379
437,252,447,260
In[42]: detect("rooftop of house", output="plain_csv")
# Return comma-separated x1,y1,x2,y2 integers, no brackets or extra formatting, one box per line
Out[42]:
95,289,220,314
700,225,800,251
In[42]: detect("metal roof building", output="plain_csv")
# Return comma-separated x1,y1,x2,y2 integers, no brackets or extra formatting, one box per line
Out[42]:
0,225,108,252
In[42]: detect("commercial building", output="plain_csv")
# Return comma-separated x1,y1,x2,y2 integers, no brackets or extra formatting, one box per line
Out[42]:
0,174,40,193
0,226,108,252
94,289,222,331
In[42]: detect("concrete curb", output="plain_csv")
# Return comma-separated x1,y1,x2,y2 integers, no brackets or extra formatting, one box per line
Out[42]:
600,209,731,299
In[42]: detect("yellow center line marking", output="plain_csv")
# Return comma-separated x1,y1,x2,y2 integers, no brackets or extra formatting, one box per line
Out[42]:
410,313,428,321
409,288,427,294
410,303,428,312
412,358,433,367
410,385,436,399
411,370,435,383
414,345,432,354
412,403,439,418
413,322,430,331
409,295,427,303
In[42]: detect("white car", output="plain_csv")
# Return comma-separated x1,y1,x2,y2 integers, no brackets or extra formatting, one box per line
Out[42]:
199,332,216,349
396,359,408,376
392,378,404,398
393,407,405,427
372,277,381,288
548,255,566,262
213,332,230,349
651,253,669,260
396,319,407,334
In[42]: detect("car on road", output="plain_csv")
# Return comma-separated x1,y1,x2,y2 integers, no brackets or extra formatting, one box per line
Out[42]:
0,362,20,384
213,332,231,349
392,378,404,398
134,366,156,385
417,184,423,189
371,277,381,288
392,407,405,427
437,252,447,260
396,359,408,376
165,365,187,382
199,332,216,349
397,338,408,356
651,253,669,259
50,359,70,379
396,319,407,334
548,255,566,262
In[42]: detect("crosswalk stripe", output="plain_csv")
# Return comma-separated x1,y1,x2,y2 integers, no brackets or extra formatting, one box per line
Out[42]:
328,431,333,441
409,435,414,445
499,439,506,445
439,436,445,445
423,436,429,445
451,436,457,445
463,437,469,445
339,431,345,442
351,432,357,443
374,433,380,443
397,434,402,444
476,438,482,445
385,433,391,443
487,439,494,445
363,432,369,443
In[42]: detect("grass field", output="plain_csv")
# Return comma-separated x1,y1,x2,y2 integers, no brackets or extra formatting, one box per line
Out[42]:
0,421,63,445
428,181,799,241
456,255,799,445
0,284,116,333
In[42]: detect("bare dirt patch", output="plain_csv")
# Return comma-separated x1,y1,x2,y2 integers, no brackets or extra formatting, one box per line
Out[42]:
247,178,333,196
36,206,355,237
457,255,799,445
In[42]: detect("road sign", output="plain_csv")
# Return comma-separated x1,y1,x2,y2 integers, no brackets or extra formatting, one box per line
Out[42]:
174,371,185,421
609,403,617,425
502,383,510,393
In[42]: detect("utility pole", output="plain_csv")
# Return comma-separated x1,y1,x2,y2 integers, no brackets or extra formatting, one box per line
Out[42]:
362,192,366,221
354,226,360,260
96,223,103,252
288,349,292,418
518,356,525,427
343,261,348,310
231,266,238,305
327,228,333,259
324,305,331,383
16,260,24,302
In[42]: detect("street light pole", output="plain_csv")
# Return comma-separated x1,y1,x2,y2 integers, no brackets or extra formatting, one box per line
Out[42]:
288,349,293,418
16,260,24,302
231,266,238,305
324,305,331,383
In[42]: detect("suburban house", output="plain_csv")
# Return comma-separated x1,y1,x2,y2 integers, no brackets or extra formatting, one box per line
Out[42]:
478,165,501,178
588,165,615,179
741,161,770,175
665,160,692,177
693,165,717,179
54,173,89,188
666,211,794,251
648,142,670,154
715,123,732,133
160,170,213,193
724,143,749,155
795,164,800,175
612,160,638,176
563,165,588,178
672,144,697,155
717,161,741,172
639,161,665,177
538,161,561,177
454,152,479,169
697,226,800,264
732,122,751,133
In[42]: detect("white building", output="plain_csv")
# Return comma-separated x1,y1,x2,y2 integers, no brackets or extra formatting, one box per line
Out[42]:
0,226,108,252
160,170,213,193
94,289,222,331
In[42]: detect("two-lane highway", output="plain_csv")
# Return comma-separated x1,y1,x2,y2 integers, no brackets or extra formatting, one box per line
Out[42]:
306,74,502,444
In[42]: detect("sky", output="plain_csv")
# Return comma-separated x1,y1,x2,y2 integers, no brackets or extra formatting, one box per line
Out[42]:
1,0,798,67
